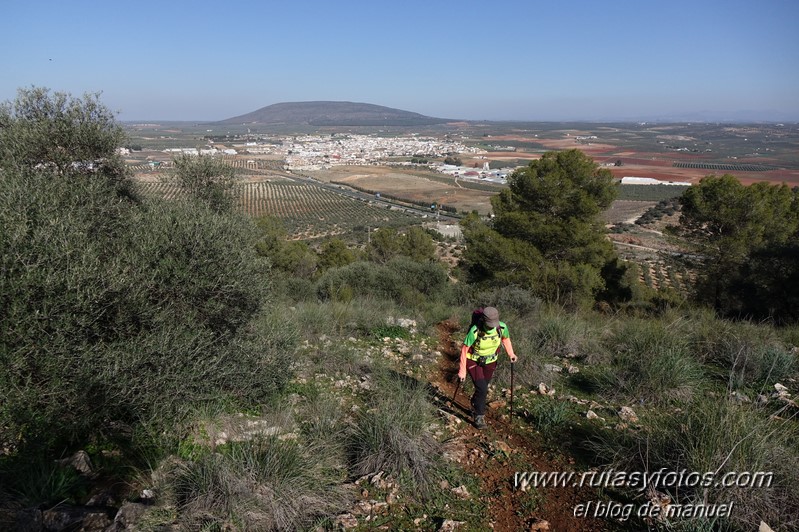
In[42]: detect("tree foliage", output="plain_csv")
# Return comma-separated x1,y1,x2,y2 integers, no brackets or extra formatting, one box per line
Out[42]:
170,153,236,212
0,88,284,455
255,215,318,278
0,86,131,195
677,174,799,321
366,226,436,264
318,238,357,272
460,149,622,306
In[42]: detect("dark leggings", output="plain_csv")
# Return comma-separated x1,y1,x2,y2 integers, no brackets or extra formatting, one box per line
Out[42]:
467,360,497,416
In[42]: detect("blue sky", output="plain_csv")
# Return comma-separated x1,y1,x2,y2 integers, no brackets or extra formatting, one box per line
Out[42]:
2,0,797,121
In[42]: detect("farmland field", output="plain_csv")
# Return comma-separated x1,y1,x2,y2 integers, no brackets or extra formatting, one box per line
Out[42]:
616,183,691,201
125,120,798,289
602,200,656,225
135,180,424,239
305,166,498,215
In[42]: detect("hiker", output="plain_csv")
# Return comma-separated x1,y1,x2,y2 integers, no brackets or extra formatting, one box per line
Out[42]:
457,306,517,429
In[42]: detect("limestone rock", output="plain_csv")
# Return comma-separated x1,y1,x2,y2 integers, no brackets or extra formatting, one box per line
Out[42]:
109,502,149,531
451,485,470,499
439,519,466,531
774,383,790,396
43,505,111,531
57,449,94,476
14,508,42,532
618,406,639,423
334,513,358,529
493,440,512,455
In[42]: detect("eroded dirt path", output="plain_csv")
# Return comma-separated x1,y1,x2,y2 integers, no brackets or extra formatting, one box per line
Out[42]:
431,321,609,532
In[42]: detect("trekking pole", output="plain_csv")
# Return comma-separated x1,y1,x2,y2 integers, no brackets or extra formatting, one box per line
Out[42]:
509,361,515,423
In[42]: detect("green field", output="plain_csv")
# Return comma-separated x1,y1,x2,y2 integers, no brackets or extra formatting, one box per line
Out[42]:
136,180,424,239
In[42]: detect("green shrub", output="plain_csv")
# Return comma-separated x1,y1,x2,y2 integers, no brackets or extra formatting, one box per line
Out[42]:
476,285,542,316
532,309,598,359
316,261,401,301
371,325,412,340
169,153,236,213
0,169,283,453
588,399,799,531
315,258,449,308
688,317,795,389
0,455,85,507
273,275,316,303
596,319,705,404
528,399,573,435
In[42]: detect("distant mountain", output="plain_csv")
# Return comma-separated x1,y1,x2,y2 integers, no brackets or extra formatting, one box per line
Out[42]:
218,101,452,126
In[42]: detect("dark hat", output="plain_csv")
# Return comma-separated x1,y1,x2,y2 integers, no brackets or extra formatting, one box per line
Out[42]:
483,307,500,329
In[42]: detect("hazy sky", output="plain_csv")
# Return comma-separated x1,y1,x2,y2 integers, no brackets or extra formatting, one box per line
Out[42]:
2,0,798,121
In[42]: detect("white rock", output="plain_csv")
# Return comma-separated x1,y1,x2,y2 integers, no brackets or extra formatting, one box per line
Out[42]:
618,406,639,423
730,391,751,403
451,485,470,499
334,513,358,529
438,519,466,531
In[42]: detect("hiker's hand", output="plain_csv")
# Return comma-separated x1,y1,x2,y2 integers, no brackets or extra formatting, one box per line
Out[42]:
458,368,466,381
509,354,518,363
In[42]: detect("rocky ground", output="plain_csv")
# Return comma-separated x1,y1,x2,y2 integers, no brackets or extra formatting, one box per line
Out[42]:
9,317,795,531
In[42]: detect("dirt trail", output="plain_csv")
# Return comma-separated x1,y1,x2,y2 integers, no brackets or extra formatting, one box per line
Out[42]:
432,321,609,532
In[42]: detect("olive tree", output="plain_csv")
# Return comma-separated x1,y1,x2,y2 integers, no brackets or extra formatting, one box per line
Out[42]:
0,88,284,456
0,86,131,194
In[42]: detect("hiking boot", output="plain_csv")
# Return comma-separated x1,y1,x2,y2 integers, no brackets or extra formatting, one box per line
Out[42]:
474,415,487,430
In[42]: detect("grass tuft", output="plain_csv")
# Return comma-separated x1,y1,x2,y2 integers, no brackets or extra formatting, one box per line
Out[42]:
346,370,441,492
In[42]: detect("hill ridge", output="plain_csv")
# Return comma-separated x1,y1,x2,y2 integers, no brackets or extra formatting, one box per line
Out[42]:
217,101,452,126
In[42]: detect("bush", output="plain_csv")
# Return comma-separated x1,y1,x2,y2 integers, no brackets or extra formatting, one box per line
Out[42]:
532,309,597,359
594,319,705,404
315,258,449,307
687,316,796,389
169,153,236,213
0,87,129,193
588,399,799,531
468,285,542,317
0,168,282,454
0,455,85,508
527,399,574,435
347,370,441,491
165,437,350,531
